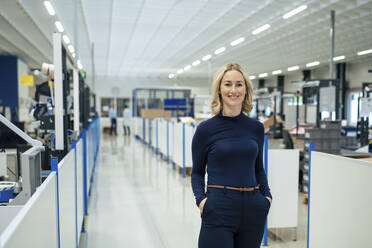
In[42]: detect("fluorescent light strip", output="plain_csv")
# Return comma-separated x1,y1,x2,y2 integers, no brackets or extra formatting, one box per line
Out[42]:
44,1,55,16
306,61,320,67
72,53,76,58
249,76,256,80
168,73,175,79
333,55,345,61
258,73,268,78
283,5,307,19
184,65,191,71
77,60,83,69
62,35,70,44
202,54,212,61
177,69,184,74
272,70,282,75
288,65,299,71
192,60,200,66
214,47,226,55
252,24,270,35
357,49,372,56
231,37,245,47
55,21,64,32
68,45,74,53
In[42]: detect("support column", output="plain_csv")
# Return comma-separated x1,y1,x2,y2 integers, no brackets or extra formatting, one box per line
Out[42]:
336,63,346,120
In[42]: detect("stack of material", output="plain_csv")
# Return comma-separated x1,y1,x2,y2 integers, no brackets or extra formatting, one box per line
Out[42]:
263,115,283,130
306,121,341,155
140,109,172,120
340,136,359,149
302,121,341,194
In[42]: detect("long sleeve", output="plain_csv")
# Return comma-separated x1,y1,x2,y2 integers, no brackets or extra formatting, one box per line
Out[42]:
191,124,208,207
255,123,272,199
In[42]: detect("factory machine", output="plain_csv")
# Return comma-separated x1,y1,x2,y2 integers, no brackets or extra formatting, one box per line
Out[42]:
301,79,340,127
0,33,96,205
253,88,295,139
357,71,372,149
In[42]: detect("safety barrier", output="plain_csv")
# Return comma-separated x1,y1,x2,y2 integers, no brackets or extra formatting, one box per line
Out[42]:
134,117,195,177
0,117,100,248
307,150,372,248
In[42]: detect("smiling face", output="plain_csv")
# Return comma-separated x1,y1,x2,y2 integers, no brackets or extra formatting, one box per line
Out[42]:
219,70,246,110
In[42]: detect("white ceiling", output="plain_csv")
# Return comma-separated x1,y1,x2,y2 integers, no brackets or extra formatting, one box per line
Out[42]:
0,0,371,85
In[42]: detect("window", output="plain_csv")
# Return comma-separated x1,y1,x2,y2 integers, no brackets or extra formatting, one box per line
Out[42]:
101,97,114,117
349,92,362,124
117,98,130,117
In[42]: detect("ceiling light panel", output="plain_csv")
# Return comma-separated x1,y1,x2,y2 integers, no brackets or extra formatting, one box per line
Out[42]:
214,47,226,55
333,56,345,61
306,61,320,67
252,24,270,35
44,1,55,16
357,49,372,56
230,37,245,47
62,35,70,44
55,21,64,32
202,54,212,61
68,45,74,53
258,73,268,78
283,5,307,19
192,60,200,66
272,70,282,75
288,66,299,71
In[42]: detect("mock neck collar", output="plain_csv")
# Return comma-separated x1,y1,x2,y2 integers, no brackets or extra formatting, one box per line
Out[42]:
218,111,244,120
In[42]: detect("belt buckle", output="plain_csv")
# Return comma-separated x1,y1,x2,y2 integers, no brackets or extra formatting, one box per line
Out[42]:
239,187,243,192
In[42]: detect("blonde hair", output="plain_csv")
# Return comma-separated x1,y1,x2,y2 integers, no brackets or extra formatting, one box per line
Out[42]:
211,63,254,116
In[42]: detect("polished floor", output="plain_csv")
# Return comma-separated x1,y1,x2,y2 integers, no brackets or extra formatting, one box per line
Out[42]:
79,133,308,248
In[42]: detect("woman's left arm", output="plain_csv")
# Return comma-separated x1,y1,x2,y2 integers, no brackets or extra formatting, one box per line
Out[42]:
255,123,273,201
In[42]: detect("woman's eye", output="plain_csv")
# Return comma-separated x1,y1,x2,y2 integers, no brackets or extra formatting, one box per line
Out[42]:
225,83,231,86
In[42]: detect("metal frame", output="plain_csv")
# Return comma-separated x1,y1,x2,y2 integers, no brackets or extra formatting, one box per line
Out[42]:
302,79,340,127
356,82,372,146
132,88,192,117
73,69,80,135
53,33,64,151
10,146,45,205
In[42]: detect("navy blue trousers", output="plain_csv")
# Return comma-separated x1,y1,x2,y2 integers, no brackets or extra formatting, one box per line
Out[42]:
198,188,270,248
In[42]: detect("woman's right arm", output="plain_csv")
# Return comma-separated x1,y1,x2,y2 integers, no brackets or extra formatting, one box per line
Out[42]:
191,124,208,208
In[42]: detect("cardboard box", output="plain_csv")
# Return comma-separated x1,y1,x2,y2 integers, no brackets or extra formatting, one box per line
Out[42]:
263,115,284,130
140,109,172,120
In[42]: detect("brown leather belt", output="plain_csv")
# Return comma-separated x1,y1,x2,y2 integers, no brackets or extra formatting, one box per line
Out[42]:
207,185,259,192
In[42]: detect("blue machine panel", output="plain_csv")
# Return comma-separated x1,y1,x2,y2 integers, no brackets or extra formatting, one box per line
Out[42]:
0,56,18,119
164,98,187,111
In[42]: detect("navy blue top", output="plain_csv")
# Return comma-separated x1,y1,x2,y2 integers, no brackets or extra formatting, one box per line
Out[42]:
191,111,272,206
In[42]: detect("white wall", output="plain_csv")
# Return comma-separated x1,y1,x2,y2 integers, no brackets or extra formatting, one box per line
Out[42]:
94,76,210,115
347,58,372,89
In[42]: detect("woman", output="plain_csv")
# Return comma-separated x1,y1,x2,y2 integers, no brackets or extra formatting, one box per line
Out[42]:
191,63,272,248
